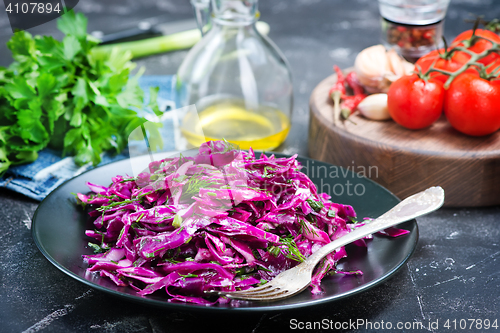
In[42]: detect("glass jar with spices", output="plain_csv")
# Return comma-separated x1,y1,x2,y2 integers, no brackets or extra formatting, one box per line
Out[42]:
378,0,451,61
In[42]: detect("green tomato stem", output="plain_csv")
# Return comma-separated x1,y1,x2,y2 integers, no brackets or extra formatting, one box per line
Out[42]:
423,34,500,89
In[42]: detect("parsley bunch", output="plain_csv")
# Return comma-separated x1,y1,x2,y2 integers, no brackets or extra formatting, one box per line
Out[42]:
0,11,160,175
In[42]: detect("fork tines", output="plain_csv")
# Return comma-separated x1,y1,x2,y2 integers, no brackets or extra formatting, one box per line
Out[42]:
207,284,290,301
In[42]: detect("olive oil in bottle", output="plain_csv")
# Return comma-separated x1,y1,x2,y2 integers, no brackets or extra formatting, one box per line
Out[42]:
181,100,290,150
176,0,293,151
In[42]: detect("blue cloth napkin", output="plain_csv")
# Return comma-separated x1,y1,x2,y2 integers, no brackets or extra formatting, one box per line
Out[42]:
0,75,177,201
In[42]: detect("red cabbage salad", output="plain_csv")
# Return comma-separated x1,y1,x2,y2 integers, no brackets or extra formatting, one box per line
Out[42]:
76,140,408,305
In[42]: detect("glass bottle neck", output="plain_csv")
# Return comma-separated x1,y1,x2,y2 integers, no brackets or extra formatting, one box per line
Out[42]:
212,0,259,27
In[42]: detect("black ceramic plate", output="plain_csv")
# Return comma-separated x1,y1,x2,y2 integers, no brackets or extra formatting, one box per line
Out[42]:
32,155,418,312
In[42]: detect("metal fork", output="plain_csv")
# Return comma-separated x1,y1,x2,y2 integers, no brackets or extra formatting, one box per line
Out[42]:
211,186,444,302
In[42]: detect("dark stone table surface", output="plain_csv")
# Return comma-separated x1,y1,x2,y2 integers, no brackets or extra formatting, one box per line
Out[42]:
1,1,500,332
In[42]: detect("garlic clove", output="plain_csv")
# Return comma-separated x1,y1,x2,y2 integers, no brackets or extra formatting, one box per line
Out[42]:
354,44,415,93
387,48,406,77
356,93,391,121
402,60,415,75
386,48,415,82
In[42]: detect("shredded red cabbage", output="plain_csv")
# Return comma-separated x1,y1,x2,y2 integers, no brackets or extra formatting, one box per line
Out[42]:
77,140,408,305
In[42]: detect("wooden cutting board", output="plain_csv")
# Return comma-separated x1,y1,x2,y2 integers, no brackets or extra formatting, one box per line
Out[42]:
308,73,500,207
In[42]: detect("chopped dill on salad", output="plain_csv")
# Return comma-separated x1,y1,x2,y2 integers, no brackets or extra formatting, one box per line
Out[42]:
76,140,408,305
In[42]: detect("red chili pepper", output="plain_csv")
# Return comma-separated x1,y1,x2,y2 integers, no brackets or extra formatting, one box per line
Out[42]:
345,71,365,96
328,65,346,98
329,65,347,124
340,94,366,119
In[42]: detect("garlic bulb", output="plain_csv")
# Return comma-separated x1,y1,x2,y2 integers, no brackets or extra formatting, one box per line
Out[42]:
357,93,391,121
354,45,388,93
354,45,413,93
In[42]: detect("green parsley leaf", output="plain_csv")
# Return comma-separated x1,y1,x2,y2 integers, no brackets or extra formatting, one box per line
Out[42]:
57,10,88,40
0,10,161,176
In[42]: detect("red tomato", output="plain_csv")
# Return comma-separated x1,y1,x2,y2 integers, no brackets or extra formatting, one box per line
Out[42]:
387,74,445,130
444,72,500,136
451,29,500,65
414,48,470,84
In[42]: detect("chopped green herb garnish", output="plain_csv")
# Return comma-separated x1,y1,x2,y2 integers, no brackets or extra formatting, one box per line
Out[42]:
299,218,319,238
88,242,104,253
181,173,218,200
96,198,140,212
306,198,324,211
163,257,181,264
179,273,198,278
348,216,358,224
119,178,137,183
267,236,306,262
172,214,183,229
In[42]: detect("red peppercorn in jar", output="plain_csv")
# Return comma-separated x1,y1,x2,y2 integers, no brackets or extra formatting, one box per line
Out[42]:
378,0,450,62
